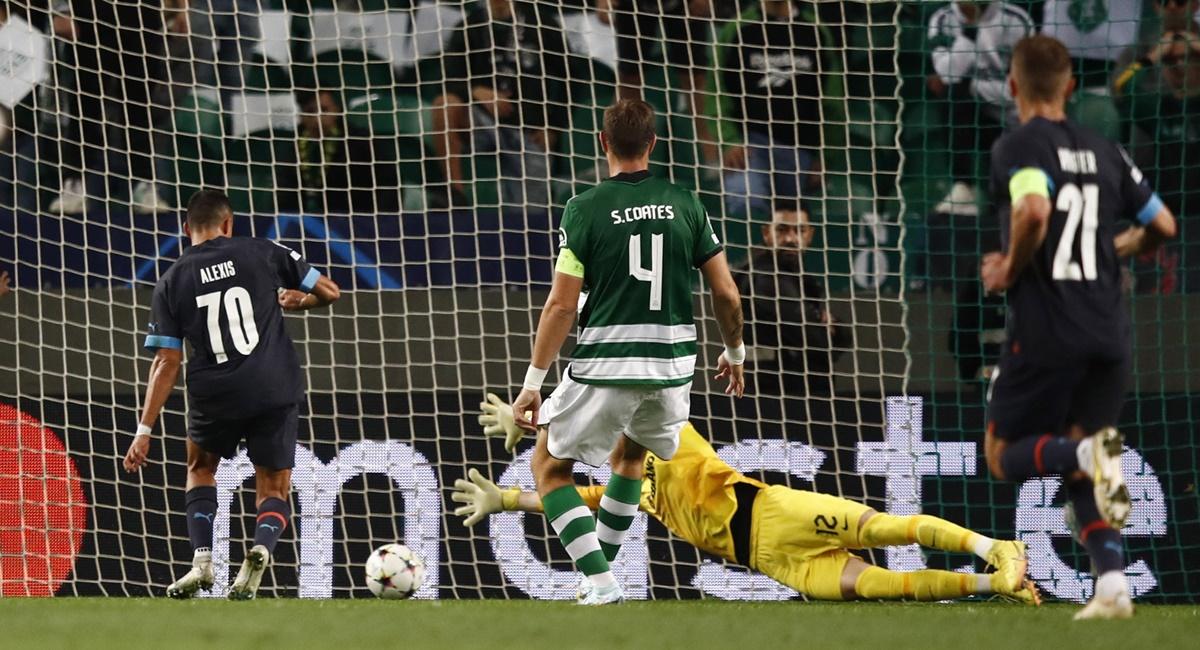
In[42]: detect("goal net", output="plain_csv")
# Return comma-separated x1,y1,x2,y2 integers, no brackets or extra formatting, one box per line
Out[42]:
0,0,1194,603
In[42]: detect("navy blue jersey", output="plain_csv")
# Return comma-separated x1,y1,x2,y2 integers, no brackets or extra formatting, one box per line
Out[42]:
144,237,320,418
989,116,1163,364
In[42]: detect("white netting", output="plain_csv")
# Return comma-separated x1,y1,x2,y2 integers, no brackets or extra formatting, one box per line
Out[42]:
0,0,905,598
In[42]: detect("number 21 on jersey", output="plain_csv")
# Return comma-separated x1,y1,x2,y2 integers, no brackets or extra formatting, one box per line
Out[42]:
1052,182,1099,281
196,287,259,363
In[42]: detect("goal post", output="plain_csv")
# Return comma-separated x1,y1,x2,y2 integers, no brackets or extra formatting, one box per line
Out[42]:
0,0,1196,603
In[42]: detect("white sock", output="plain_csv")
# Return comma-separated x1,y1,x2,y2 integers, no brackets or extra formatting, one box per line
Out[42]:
972,536,996,561
975,575,993,594
1076,437,1095,477
589,571,616,588
1095,570,1129,600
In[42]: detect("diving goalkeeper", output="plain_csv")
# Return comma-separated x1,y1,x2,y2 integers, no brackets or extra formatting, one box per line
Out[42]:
455,395,1039,603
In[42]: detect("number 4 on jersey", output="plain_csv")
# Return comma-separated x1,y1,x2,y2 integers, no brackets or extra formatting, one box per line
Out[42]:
629,233,663,311
1053,182,1100,281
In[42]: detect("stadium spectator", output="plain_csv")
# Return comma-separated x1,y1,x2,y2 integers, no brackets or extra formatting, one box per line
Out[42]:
563,0,618,77
430,0,568,212
1042,0,1144,89
1114,0,1200,292
277,89,401,215
0,269,10,300
162,1,261,106
926,1,1033,217
0,1,50,216
613,0,718,167
733,200,849,398
720,0,827,220
49,1,172,215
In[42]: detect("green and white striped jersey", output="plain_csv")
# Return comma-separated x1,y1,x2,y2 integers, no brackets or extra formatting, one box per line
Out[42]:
556,170,722,386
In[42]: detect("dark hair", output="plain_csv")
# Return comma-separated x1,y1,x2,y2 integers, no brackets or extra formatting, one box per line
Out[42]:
1011,35,1072,102
772,198,801,215
602,99,656,160
186,189,233,229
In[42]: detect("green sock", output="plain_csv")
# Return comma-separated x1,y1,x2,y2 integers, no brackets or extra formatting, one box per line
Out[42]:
543,485,614,586
596,474,642,562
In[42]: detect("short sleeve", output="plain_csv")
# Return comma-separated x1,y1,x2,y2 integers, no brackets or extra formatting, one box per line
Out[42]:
692,195,723,268
268,240,319,292
558,197,587,267
1116,145,1162,225
990,135,1054,206
144,279,184,351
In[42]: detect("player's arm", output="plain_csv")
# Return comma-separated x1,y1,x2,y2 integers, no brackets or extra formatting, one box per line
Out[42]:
279,274,341,311
511,267,584,431
1113,146,1178,259
1115,208,1177,259
451,469,614,526
700,252,746,397
271,240,342,311
124,347,183,473
981,168,1052,293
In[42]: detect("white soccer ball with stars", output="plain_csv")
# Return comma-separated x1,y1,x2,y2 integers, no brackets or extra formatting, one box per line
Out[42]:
364,543,425,599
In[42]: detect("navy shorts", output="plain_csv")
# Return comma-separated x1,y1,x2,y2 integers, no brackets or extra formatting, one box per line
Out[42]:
188,404,299,470
986,352,1130,442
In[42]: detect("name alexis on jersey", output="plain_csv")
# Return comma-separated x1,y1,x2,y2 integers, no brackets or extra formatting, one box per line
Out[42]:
612,204,675,224
199,260,237,284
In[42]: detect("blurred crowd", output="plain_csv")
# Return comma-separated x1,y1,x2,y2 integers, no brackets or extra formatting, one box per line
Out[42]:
0,1,1195,294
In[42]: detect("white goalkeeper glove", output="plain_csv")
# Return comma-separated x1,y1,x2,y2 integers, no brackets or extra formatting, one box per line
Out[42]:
451,468,519,527
478,392,525,454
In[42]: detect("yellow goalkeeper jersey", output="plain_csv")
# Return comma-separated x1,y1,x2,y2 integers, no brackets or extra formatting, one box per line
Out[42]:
577,423,766,563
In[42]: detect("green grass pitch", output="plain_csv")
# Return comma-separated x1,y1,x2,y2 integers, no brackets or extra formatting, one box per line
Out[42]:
4,599,1198,649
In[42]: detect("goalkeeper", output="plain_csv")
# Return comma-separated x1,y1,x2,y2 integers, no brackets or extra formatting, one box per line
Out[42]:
456,395,1040,603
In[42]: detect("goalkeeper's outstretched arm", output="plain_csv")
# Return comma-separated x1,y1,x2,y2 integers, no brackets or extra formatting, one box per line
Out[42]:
451,467,608,527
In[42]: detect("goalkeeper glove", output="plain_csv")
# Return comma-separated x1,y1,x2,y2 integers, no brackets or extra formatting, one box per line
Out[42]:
478,392,525,454
451,468,519,527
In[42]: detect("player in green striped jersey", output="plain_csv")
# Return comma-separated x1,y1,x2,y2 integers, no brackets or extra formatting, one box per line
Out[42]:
512,99,745,605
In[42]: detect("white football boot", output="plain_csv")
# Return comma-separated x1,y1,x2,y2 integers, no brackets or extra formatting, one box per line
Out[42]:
578,581,624,606
50,178,88,214
227,545,271,601
166,550,214,599
1079,428,1131,529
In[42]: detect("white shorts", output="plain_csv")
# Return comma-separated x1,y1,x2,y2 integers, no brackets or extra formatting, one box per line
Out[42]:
540,370,691,467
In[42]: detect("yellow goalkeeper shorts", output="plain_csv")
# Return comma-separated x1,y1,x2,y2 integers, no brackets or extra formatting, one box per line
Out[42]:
748,485,872,599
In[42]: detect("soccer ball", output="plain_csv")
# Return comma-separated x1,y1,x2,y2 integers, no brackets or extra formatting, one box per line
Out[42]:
364,543,424,599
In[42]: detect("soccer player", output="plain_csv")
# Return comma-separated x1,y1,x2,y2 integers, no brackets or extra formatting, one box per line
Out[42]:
121,189,341,600
510,99,745,605
457,396,1038,604
979,35,1177,620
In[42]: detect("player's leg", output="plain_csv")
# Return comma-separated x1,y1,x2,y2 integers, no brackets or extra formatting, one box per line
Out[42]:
1067,358,1134,620
167,438,222,599
596,435,647,563
842,556,1039,604
533,431,619,602
856,509,1027,595
534,378,640,603
229,406,298,600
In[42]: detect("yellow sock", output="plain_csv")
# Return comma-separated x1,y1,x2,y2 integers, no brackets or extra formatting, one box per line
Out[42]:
853,565,984,601
859,513,988,558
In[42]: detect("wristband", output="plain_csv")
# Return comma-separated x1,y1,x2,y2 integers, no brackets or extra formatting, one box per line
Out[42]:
501,487,522,512
723,343,746,366
135,423,152,438
523,365,548,392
